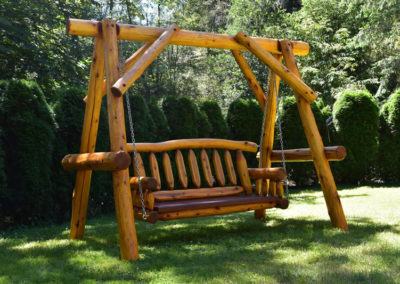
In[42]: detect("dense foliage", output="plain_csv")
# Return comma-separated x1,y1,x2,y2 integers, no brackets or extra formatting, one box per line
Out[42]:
1,0,399,226
200,101,229,138
377,89,400,182
333,90,379,183
0,80,56,225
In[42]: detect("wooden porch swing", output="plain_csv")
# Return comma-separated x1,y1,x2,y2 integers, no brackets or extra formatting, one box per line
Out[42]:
62,19,349,260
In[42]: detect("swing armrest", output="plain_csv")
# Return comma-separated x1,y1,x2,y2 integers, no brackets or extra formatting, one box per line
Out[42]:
248,167,286,181
130,177,158,191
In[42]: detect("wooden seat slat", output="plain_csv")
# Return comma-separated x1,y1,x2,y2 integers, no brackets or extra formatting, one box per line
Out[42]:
154,195,288,213
152,186,243,202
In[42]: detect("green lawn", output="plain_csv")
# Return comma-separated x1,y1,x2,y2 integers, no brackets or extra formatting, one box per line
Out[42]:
1,186,399,283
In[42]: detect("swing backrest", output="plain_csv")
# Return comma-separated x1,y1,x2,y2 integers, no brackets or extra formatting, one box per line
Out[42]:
127,139,258,194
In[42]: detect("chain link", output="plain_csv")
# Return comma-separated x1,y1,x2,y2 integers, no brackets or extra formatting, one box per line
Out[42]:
118,40,147,219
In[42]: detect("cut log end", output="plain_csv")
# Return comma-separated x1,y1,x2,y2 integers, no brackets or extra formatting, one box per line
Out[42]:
115,151,131,169
111,86,123,97
275,198,289,209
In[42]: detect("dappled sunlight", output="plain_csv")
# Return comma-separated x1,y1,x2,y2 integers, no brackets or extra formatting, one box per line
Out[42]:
0,186,398,282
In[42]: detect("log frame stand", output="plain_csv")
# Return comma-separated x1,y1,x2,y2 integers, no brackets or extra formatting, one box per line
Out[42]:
65,18,349,261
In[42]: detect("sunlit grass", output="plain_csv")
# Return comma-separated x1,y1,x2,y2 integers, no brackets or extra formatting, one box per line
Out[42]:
0,186,399,283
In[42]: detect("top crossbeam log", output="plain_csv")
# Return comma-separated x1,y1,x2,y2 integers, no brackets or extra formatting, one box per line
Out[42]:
67,19,309,56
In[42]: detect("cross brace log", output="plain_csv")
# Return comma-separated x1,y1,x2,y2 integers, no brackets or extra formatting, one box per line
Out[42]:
66,18,309,56
111,24,180,97
234,31,317,103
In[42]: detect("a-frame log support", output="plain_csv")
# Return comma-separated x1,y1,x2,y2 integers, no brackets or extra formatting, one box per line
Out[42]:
254,54,283,219
279,39,348,230
102,19,139,260
231,49,283,219
70,36,105,239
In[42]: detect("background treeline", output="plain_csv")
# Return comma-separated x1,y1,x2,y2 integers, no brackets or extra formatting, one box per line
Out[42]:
1,80,399,227
1,0,399,227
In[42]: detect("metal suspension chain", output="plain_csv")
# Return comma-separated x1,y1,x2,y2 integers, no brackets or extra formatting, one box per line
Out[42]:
272,73,289,199
118,40,147,220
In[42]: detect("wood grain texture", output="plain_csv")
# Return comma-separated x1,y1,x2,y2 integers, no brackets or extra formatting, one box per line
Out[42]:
188,149,201,188
149,152,161,190
153,186,243,201
111,24,180,96
268,146,347,162
175,150,188,189
232,50,266,108
133,152,146,177
162,152,174,190
279,39,348,231
102,19,139,260
67,18,309,55
212,149,225,186
200,149,214,187
235,150,252,195
128,139,258,153
248,167,286,180
62,151,131,171
70,36,105,239
234,31,317,103
224,150,237,185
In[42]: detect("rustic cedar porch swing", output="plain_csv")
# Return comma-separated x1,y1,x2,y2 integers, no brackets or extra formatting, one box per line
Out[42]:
62,19,349,260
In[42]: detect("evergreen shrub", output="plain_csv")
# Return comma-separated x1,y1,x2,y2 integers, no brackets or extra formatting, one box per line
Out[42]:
332,90,379,183
126,94,156,142
163,96,203,139
377,88,400,182
199,100,229,138
277,97,325,186
52,87,113,221
0,80,56,225
149,97,170,141
227,99,263,167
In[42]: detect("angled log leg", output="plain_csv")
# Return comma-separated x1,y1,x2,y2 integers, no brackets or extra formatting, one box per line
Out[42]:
70,36,105,239
279,39,348,230
254,54,282,219
102,19,139,260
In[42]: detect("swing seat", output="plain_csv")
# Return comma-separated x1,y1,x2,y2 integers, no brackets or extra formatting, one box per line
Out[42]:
128,139,289,223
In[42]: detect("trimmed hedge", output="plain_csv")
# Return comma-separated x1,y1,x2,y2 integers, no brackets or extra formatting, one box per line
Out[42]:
52,87,113,221
196,108,212,138
126,94,157,142
149,96,170,141
163,96,209,139
227,98,263,142
200,101,229,138
227,99,263,167
377,88,400,182
0,80,56,225
277,97,326,186
332,90,379,183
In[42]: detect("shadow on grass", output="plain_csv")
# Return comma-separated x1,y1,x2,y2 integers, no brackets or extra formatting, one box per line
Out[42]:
0,213,399,282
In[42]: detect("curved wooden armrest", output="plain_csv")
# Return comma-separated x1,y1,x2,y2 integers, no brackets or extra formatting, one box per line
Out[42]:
248,167,286,180
130,177,158,191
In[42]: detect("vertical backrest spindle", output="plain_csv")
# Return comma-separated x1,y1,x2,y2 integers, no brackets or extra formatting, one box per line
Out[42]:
175,150,188,189
162,152,174,190
188,149,201,188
